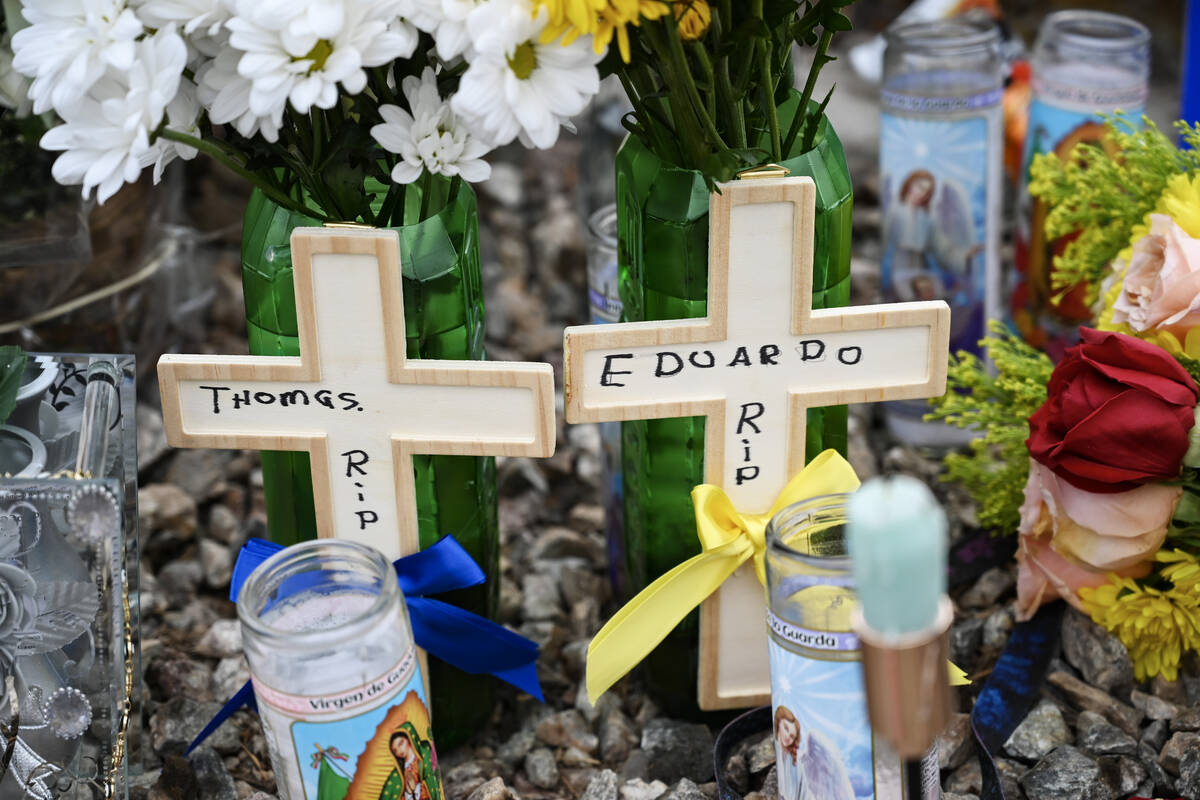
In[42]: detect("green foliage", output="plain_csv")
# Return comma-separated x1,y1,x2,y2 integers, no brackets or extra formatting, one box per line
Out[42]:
925,322,1054,536
0,346,27,426
1168,479,1200,553
1028,116,1200,305
616,0,858,187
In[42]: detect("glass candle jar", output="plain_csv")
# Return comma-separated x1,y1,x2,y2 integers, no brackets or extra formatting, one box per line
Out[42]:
1013,10,1150,359
880,15,1002,449
238,540,442,800
766,496,938,800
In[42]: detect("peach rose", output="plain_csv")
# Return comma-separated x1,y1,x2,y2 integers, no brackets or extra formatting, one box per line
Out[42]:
1014,460,1179,620
1112,214,1200,338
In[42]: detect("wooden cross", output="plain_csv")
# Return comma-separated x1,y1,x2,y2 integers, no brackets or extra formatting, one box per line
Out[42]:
563,176,950,709
159,227,556,561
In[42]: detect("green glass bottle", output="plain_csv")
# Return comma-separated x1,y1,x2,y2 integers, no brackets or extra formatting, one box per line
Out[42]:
615,94,853,715
239,177,497,748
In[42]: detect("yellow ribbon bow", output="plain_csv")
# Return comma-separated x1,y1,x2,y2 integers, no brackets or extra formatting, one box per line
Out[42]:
586,450,860,703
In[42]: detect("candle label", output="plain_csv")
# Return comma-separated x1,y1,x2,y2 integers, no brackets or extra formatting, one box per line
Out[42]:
252,646,443,800
881,88,1002,361
768,616,936,800
1013,83,1146,358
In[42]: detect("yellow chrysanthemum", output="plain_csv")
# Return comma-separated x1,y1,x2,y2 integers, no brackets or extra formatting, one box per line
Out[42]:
674,0,710,40
1098,172,1200,357
1080,572,1200,681
1159,548,1200,593
538,0,670,62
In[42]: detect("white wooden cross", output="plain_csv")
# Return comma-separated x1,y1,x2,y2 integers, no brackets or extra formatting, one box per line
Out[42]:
159,227,556,561
563,176,950,709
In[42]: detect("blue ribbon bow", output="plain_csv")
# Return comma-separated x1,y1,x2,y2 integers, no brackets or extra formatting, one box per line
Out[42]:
188,536,542,753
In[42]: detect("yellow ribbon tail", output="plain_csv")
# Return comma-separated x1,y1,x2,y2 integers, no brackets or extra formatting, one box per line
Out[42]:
948,660,971,686
585,541,749,704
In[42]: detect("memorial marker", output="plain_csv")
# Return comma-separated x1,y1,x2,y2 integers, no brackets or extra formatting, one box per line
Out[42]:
159,227,556,561
563,175,950,708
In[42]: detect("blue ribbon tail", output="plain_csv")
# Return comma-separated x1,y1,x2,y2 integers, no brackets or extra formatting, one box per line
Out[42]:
187,680,257,754
230,538,284,602
407,596,542,699
395,535,485,596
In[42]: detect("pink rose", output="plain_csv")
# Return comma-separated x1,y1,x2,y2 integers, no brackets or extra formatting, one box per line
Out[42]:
1112,214,1200,338
1014,460,1179,620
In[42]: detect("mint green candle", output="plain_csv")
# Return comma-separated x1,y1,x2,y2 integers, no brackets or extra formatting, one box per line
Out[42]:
846,476,947,636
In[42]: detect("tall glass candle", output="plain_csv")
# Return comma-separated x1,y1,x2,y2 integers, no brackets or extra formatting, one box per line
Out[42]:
238,540,442,800
1013,10,1150,359
880,16,1003,448
766,496,938,800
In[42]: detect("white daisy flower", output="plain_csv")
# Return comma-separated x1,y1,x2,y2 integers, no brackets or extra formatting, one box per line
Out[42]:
12,0,145,115
145,77,201,182
451,0,600,150
132,0,231,38
195,48,283,141
40,26,186,203
226,0,418,118
0,36,34,117
407,0,483,61
371,66,491,184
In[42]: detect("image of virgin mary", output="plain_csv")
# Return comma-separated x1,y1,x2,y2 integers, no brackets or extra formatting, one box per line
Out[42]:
378,723,437,800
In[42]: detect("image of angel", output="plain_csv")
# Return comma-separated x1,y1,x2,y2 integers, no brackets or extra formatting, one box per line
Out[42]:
773,705,857,800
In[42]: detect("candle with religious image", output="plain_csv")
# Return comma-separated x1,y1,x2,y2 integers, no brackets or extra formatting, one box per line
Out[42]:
765,495,937,800
237,539,443,800
1013,11,1149,359
880,15,1003,448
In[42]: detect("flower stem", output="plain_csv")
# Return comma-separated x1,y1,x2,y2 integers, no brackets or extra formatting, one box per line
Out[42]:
158,129,329,221
711,3,745,149
785,27,834,155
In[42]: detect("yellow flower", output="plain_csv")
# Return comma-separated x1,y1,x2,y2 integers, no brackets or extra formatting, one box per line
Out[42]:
1099,172,1200,356
674,0,710,40
1160,548,1200,593
1080,571,1200,681
538,0,670,61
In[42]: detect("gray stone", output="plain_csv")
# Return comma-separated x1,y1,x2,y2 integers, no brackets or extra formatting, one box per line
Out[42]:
149,657,212,701
200,538,233,589
531,526,605,563
641,719,715,784
138,483,197,538
522,572,562,621
1142,718,1172,751
211,657,250,702
720,753,748,795
1019,746,1116,800
1131,688,1180,720
981,607,1014,653
582,770,619,800
525,747,560,790
1159,731,1200,774
166,448,231,501
561,746,601,768
661,778,706,800
621,779,667,800
1173,705,1200,731
1176,748,1200,800
206,504,241,545
465,778,517,800
942,795,979,800
1151,673,1191,706
189,747,237,800
937,713,974,770
497,730,537,769
1047,671,1143,735
945,758,981,795
195,620,243,658
599,707,638,764
950,616,984,670
563,768,602,797
1140,743,1177,797
621,750,650,782
993,758,1026,800
568,503,605,532
1076,711,1137,756
1097,755,1146,796
151,697,239,756
158,559,204,606
1060,610,1135,693
960,567,1015,609
137,403,170,472
536,709,599,754
759,766,777,800
1004,699,1073,761
746,732,774,773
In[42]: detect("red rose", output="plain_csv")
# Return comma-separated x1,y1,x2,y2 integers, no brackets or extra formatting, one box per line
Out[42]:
1027,328,1200,493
